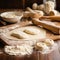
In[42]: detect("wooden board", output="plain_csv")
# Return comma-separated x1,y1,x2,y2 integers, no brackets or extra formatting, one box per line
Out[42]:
0,21,60,45
0,21,60,60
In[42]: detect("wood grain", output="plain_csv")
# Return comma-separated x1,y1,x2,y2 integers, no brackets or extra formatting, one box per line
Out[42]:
0,22,60,60
0,21,60,46
32,18,60,35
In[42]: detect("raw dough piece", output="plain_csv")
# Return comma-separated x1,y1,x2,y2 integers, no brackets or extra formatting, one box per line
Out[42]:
32,3,38,10
24,29,35,35
23,28,39,35
35,38,55,53
11,30,29,39
44,39,54,46
35,42,49,52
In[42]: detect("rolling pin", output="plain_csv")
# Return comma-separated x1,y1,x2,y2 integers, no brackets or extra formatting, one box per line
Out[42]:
49,10,60,16
32,18,60,35
26,7,41,18
26,7,60,21
0,21,30,31
40,16,60,21
27,7,35,13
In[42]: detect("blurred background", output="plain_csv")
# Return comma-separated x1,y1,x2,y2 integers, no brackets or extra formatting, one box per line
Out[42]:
0,0,60,11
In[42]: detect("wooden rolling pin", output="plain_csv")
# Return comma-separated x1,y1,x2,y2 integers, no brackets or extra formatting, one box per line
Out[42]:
40,16,60,21
27,7,35,13
32,18,60,35
27,7,60,21
0,21,30,31
26,7,41,18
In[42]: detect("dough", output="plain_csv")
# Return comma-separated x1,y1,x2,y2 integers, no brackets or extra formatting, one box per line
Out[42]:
32,3,38,10
24,29,36,35
44,1,55,14
22,26,46,39
44,39,54,46
35,42,49,52
35,39,55,53
23,27,40,35
0,26,47,46
10,26,46,40
11,30,29,39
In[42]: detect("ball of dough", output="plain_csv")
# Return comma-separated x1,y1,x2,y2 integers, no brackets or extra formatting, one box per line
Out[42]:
32,3,38,10
44,39,54,46
35,42,49,52
37,4,44,11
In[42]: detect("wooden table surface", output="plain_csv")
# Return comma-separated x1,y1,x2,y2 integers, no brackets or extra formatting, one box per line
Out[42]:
0,9,60,60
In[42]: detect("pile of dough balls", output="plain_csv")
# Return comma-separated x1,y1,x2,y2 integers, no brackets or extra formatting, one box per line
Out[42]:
35,39,55,53
32,1,59,16
4,39,55,55
32,3,44,11
44,1,55,14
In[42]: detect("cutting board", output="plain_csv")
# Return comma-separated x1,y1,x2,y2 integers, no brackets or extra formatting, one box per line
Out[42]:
0,21,60,45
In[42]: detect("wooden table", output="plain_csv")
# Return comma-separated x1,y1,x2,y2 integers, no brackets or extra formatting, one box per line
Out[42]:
0,9,60,60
